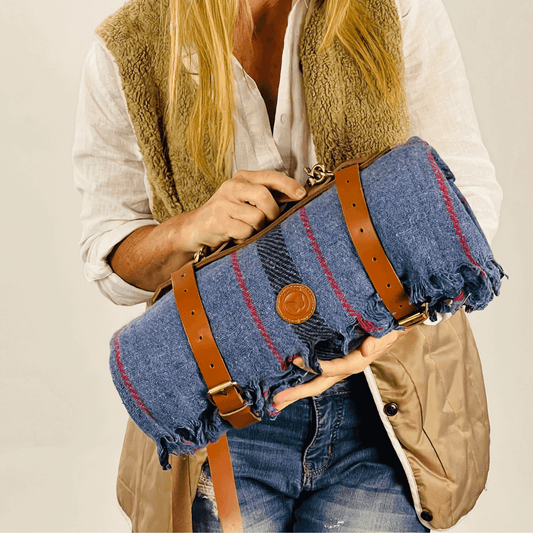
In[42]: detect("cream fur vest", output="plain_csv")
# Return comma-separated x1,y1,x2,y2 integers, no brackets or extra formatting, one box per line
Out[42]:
96,0,490,530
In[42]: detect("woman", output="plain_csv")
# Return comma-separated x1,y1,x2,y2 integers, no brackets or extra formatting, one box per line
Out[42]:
74,0,502,530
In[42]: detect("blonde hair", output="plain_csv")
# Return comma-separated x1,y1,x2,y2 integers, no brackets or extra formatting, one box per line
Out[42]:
168,0,402,175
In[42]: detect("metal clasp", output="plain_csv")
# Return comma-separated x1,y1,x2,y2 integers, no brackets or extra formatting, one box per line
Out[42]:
397,302,430,328
304,164,334,187
193,244,208,264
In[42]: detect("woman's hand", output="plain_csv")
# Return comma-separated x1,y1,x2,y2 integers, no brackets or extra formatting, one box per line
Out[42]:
188,169,306,251
272,329,409,411
109,169,305,291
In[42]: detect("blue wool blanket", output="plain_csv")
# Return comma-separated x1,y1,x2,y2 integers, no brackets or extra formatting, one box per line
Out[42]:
110,138,504,469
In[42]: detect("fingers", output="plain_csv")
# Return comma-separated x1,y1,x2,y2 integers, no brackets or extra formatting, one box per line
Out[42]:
230,177,281,222
227,201,267,232
234,169,306,203
291,352,370,377
273,374,349,411
193,169,306,249
359,329,407,358
316,329,408,377
220,217,256,243
292,351,369,377
273,329,409,411
312,350,369,377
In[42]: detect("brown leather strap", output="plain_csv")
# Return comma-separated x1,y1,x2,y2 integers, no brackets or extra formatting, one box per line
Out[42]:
172,264,255,532
207,435,243,533
171,262,261,429
335,163,421,323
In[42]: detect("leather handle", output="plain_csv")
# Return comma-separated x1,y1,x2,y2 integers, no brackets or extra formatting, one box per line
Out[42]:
335,163,421,322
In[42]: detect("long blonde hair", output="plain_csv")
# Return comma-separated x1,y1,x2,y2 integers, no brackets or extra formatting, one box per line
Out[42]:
168,0,402,175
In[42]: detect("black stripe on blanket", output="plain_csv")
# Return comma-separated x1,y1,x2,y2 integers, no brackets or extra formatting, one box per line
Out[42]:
256,225,344,361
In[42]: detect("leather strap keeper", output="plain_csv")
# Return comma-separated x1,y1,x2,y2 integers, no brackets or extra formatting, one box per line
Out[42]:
171,263,261,430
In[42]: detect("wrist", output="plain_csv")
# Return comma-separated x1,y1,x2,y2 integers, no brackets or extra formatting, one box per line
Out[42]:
110,212,201,292
162,209,204,255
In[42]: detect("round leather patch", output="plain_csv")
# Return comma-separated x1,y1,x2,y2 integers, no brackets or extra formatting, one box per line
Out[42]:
276,284,316,324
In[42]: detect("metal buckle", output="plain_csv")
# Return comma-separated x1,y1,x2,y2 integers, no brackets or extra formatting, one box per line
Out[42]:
207,381,243,406
397,302,429,328
207,381,262,426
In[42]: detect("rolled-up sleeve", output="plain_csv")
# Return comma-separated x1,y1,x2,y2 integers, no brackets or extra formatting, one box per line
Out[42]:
399,0,503,246
73,40,157,305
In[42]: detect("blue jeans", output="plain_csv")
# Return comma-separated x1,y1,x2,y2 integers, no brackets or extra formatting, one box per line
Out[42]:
192,373,428,532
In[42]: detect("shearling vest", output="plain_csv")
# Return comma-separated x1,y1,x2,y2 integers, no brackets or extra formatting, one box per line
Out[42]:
96,1,489,530
96,0,409,222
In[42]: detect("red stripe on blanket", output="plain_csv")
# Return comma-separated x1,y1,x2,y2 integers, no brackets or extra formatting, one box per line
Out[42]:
425,144,485,276
231,252,287,370
113,331,154,420
300,208,380,333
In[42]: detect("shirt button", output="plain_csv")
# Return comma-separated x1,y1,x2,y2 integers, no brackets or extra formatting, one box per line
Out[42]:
280,114,287,125
421,510,433,522
383,402,399,416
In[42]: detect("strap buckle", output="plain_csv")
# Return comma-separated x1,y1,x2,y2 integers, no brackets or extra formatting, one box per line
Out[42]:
207,381,261,427
396,302,429,328
208,380,243,401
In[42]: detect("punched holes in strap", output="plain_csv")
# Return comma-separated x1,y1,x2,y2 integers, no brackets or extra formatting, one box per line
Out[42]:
335,163,426,326
171,263,261,429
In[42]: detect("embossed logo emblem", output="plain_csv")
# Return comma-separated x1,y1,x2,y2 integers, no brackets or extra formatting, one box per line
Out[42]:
276,284,316,324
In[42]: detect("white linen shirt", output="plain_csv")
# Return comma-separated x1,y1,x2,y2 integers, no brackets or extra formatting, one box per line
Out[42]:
73,0,502,307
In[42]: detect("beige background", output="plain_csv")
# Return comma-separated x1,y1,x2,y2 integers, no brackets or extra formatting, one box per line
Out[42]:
1,0,531,531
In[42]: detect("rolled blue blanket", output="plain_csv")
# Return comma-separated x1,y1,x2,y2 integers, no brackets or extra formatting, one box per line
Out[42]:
110,137,504,469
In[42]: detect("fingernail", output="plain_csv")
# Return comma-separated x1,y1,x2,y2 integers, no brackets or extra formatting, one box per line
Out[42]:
270,403,282,414
292,357,304,368
296,187,306,199
292,357,318,374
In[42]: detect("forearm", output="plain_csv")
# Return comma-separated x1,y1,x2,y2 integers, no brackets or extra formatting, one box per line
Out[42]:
109,211,199,292
108,169,306,292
